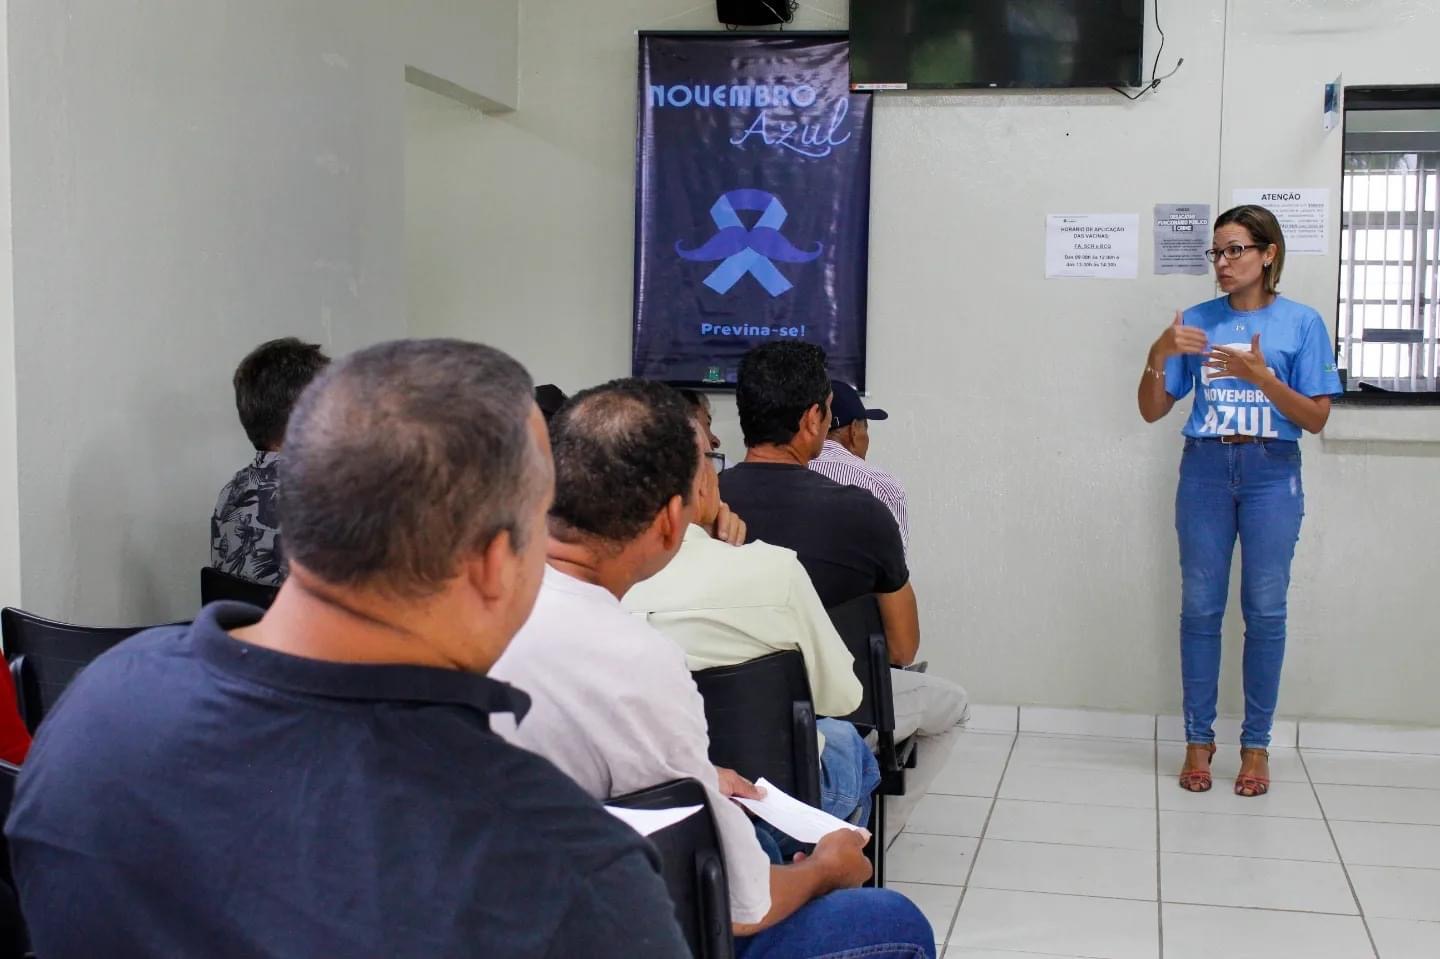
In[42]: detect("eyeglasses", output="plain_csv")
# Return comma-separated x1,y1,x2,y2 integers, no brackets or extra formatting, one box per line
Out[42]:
704,451,726,474
1204,243,1267,263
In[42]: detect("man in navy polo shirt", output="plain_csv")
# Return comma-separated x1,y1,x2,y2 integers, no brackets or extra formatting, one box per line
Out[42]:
5,340,688,958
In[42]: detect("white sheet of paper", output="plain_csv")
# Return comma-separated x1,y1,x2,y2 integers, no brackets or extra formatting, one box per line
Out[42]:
1231,188,1330,255
1045,214,1139,279
605,804,703,838
734,778,868,844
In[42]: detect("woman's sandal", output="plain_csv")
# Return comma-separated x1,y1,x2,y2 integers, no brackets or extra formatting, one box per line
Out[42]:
1178,743,1217,792
1235,748,1270,797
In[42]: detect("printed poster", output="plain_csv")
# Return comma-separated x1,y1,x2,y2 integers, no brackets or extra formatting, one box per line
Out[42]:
633,34,873,388
1045,214,1139,279
1231,188,1330,255
1154,203,1212,275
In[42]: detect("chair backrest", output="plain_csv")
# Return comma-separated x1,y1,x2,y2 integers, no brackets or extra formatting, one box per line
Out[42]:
692,650,821,807
609,778,734,959
0,760,19,888
200,567,280,609
1,608,154,732
825,595,896,733
0,760,27,957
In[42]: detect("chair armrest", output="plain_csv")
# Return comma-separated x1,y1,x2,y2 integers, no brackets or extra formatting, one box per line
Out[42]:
865,633,896,734
696,851,735,959
791,700,822,808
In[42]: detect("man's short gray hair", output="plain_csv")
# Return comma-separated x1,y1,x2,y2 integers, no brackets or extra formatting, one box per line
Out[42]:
279,339,544,598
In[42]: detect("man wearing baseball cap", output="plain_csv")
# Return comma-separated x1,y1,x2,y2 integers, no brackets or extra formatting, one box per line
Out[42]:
809,381,910,555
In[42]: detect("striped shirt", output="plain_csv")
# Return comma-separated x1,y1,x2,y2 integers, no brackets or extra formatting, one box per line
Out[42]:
808,440,910,553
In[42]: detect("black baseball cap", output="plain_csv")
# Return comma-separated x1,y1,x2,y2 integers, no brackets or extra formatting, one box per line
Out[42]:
828,380,888,430
534,384,568,421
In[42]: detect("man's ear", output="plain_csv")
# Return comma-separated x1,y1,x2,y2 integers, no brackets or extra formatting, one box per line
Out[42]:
659,494,686,551
803,402,825,438
467,528,515,607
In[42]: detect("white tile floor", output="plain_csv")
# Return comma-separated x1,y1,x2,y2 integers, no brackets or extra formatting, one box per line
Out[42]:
885,721,1440,958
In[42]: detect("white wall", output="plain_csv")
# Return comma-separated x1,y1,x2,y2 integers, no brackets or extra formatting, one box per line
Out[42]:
404,0,520,111
0,0,20,606
408,0,849,386
408,0,1440,725
7,0,518,624
1213,0,1440,725
864,2,1225,718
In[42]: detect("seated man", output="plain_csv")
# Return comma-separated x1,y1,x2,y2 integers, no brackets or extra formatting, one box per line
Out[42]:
8,341,687,958
491,378,934,959
678,388,722,452
211,337,330,585
719,343,969,831
623,413,881,829
810,380,910,555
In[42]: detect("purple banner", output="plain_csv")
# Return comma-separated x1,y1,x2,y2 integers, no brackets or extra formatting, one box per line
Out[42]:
633,33,873,388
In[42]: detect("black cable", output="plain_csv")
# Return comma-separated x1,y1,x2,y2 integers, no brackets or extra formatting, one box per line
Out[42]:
1151,0,1167,87
1111,0,1184,101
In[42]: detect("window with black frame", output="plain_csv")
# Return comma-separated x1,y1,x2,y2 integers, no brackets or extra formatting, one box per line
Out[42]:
1338,86,1440,400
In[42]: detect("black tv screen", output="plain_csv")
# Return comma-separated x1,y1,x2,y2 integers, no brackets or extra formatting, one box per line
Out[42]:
850,1,1145,90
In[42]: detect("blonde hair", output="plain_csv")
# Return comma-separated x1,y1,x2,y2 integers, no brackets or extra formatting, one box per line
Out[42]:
1215,204,1285,294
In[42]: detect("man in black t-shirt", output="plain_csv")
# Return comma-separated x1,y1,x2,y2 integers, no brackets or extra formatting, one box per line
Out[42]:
720,342,969,832
718,450,909,610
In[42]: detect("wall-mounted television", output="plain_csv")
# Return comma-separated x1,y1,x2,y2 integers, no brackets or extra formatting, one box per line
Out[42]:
850,1,1145,90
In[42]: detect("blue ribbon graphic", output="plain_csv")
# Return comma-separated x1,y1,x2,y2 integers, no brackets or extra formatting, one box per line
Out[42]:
675,190,824,297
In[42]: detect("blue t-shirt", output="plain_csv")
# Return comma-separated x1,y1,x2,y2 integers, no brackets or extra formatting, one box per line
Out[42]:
1165,295,1342,441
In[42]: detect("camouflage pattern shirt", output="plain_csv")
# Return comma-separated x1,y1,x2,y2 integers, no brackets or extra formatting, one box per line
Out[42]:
210,451,285,586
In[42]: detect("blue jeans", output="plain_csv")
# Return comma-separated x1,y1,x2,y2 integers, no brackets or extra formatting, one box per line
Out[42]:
736,888,935,959
758,720,882,863
1176,438,1304,749
818,718,882,827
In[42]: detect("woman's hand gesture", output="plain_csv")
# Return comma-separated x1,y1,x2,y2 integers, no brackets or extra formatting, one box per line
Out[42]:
1151,311,1209,361
1205,335,1272,386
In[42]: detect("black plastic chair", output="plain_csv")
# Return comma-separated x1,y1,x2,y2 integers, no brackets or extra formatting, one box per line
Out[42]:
609,778,734,959
692,651,821,808
1,609,154,733
0,760,27,958
826,595,918,886
200,567,280,609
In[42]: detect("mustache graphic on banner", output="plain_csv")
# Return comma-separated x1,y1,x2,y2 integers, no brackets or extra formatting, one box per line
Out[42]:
675,189,823,297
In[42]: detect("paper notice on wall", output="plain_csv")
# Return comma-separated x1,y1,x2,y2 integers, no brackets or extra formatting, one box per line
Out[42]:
1154,203,1212,275
1323,76,1341,132
1045,214,1139,279
1231,189,1330,255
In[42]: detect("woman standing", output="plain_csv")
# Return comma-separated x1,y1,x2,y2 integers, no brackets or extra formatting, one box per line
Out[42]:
1137,205,1342,796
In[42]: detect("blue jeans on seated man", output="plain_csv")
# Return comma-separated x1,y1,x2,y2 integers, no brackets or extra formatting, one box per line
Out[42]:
757,720,880,864
819,718,882,826
1176,438,1304,750
736,888,935,959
